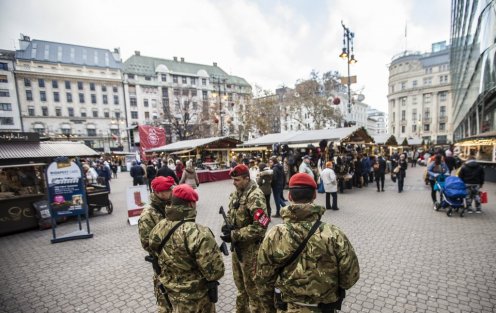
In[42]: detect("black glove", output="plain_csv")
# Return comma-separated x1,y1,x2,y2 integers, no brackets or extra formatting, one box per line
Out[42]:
221,224,233,234
220,232,232,243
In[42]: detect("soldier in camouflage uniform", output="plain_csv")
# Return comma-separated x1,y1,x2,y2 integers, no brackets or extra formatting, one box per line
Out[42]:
149,184,225,313
220,164,273,312
256,173,360,313
138,176,176,313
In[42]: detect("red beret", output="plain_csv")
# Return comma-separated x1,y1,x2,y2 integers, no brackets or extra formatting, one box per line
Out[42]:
289,173,317,189
229,164,249,177
151,176,175,192
172,184,199,202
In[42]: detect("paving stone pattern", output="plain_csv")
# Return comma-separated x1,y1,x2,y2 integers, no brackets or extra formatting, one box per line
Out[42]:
0,166,495,312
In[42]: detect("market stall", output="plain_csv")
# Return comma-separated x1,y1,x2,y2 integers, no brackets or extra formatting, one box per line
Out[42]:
146,136,242,183
455,131,496,181
0,132,99,236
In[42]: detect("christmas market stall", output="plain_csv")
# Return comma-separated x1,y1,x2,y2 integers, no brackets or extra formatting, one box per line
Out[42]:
0,132,99,236
146,136,242,183
454,131,496,181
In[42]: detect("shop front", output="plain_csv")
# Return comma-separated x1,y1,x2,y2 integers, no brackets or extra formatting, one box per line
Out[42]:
455,131,496,181
0,132,99,236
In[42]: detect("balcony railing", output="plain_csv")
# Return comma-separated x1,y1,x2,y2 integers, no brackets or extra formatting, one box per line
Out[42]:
423,117,431,123
438,116,448,123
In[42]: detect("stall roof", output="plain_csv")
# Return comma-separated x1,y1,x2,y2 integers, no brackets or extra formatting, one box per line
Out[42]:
146,136,242,153
239,126,373,147
0,141,99,160
373,134,390,145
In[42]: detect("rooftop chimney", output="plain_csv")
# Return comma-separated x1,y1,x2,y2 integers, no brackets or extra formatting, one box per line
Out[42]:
173,56,178,61
213,62,217,67
135,51,140,56
180,57,184,62
112,48,121,61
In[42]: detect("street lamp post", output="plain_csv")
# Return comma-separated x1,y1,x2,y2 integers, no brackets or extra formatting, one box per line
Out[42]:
211,75,226,136
339,21,357,124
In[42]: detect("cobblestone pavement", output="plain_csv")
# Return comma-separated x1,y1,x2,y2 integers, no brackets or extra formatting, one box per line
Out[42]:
1,166,495,313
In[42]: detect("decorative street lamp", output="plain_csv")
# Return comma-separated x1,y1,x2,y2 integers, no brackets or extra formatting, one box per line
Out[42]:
211,75,227,136
339,21,357,123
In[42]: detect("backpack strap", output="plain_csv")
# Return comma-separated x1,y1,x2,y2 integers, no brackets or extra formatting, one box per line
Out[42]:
278,219,322,273
154,220,187,254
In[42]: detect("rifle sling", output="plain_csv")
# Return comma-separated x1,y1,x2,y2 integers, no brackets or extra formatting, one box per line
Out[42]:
278,219,322,273
155,220,187,254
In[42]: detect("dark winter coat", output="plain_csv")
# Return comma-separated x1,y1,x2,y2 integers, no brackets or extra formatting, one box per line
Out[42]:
458,160,485,185
157,166,179,184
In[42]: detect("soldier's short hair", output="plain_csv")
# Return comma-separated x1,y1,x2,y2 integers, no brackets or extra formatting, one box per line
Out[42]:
289,187,314,203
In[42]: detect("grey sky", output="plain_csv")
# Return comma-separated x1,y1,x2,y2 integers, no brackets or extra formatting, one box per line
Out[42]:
0,0,451,113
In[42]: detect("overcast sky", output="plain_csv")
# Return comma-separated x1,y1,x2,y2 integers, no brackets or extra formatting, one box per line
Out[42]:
0,0,451,113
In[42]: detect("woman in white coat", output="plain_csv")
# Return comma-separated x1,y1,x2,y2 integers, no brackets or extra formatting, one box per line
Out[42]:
321,161,339,210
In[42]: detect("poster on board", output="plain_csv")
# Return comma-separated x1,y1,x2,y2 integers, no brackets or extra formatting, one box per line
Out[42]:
126,185,149,225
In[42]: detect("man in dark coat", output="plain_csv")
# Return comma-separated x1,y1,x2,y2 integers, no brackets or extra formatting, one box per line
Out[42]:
269,156,286,217
156,163,179,184
130,161,145,186
458,152,485,213
375,155,387,192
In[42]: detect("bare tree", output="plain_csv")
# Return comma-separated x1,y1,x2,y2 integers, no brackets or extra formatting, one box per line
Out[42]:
161,88,203,141
284,70,343,130
243,85,280,138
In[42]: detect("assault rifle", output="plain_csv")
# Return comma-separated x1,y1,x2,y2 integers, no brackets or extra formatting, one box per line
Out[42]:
219,206,242,262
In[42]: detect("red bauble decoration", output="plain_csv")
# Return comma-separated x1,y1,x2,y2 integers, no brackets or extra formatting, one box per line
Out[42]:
333,97,341,105
214,118,219,123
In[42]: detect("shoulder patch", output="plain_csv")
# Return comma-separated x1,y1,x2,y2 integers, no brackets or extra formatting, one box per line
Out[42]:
254,209,270,228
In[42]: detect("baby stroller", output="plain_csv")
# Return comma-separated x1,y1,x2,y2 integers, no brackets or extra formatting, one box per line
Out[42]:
435,176,467,217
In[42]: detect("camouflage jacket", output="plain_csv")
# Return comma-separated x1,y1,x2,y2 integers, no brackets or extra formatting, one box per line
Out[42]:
148,203,225,301
138,193,169,253
256,203,359,304
227,180,269,244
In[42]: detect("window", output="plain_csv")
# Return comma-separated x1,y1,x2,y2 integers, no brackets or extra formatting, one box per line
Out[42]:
0,75,7,83
113,95,119,105
91,94,96,104
439,91,447,102
115,112,121,119
87,129,97,136
78,81,84,90
102,95,108,104
162,87,168,98
130,97,137,106
423,77,432,85
0,89,9,97
401,126,405,133
439,75,449,83
401,82,406,90
392,112,395,122
145,76,151,81
193,101,198,110
191,77,196,85
66,93,73,103
131,111,138,119
42,107,48,116
439,123,445,131
52,80,58,89
112,86,118,93
412,109,417,121
128,74,135,79
61,128,71,136
412,80,417,88
202,90,208,100
38,79,45,88
65,81,71,89
423,94,431,104
440,106,446,117
401,110,406,120
401,97,406,106
144,99,149,107
425,67,432,74
40,91,46,101
55,108,61,116
0,117,13,125
174,89,180,96
104,111,109,118
90,83,95,91
0,103,12,111
93,110,98,118
182,89,188,96
161,74,167,82
28,107,34,116
173,75,178,83
412,125,417,132
0,62,8,70
182,76,187,84
191,89,197,97
24,79,31,87
424,124,430,131
79,93,85,103
53,92,60,102
202,78,206,86
144,112,150,119
81,111,87,117
101,85,107,92
412,96,417,105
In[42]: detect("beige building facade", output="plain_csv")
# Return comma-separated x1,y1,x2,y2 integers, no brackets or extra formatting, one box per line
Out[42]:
388,41,452,144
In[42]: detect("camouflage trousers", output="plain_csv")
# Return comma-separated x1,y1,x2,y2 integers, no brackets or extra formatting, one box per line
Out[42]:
153,275,172,313
465,184,481,210
278,303,336,313
232,243,273,313
170,294,214,313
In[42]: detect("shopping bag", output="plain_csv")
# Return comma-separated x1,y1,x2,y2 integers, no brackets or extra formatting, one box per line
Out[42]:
318,180,325,193
480,191,488,204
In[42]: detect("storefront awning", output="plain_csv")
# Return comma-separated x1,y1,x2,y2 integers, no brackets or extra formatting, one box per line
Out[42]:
170,149,194,155
0,141,99,160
